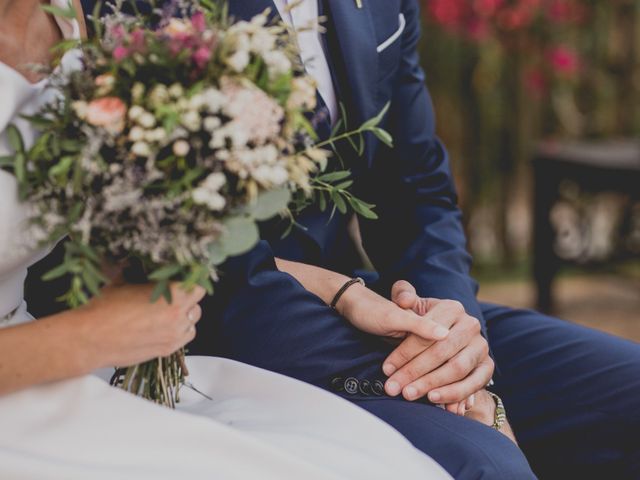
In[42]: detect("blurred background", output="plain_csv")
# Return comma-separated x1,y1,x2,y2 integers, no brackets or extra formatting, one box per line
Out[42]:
419,0,640,340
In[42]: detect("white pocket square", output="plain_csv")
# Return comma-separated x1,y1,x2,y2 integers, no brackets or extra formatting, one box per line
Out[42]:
376,14,406,53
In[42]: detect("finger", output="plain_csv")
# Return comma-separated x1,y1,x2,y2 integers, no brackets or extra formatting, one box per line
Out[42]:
401,336,487,402
391,280,418,310
385,315,472,394
187,304,203,325
383,334,434,377
183,324,197,344
428,358,494,404
445,402,460,415
171,283,207,309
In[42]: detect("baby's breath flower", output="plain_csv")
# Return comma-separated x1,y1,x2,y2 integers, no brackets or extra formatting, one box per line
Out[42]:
128,105,145,121
131,141,151,157
129,126,145,142
138,112,156,129
131,82,145,102
169,83,184,98
227,50,250,72
72,100,88,119
203,116,221,132
182,110,202,132
173,140,190,157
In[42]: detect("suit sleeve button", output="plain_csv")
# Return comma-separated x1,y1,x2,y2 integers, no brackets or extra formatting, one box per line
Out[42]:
358,379,372,395
330,377,344,392
344,377,359,395
372,380,385,396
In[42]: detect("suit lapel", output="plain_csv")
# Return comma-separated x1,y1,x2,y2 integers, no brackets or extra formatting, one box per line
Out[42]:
326,0,379,166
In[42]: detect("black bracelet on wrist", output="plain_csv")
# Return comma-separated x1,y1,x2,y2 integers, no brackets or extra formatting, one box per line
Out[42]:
330,277,365,309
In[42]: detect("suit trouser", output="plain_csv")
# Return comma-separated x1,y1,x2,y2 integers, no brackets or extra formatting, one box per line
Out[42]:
194,259,640,480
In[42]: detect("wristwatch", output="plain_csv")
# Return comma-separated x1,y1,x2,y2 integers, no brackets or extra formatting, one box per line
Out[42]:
486,391,507,431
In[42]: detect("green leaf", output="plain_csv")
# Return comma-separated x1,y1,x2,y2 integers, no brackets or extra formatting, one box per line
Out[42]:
151,280,171,303
318,191,327,212
331,192,348,214
372,127,394,148
216,216,260,257
318,171,351,183
360,102,391,130
14,153,26,183
149,264,183,281
350,198,378,220
42,263,71,281
41,2,77,19
246,188,292,221
6,125,24,153
333,180,354,190
49,155,75,179
207,243,228,266
0,155,13,168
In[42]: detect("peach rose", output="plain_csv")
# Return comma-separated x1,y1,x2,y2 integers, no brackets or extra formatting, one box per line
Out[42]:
86,97,127,134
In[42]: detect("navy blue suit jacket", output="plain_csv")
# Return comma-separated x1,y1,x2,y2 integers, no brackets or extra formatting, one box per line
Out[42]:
76,0,483,337
224,1,483,323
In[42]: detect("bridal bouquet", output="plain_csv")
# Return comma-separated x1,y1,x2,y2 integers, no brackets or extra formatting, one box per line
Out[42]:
3,1,390,407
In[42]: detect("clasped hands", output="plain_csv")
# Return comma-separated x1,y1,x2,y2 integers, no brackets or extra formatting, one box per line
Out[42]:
337,280,495,418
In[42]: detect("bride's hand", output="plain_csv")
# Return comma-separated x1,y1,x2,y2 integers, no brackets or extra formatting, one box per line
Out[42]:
77,283,206,368
335,282,450,342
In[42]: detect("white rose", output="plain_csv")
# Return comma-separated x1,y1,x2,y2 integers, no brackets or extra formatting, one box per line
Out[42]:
172,140,190,157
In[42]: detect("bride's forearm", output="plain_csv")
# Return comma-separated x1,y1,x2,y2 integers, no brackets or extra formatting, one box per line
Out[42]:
274,258,357,311
0,310,100,396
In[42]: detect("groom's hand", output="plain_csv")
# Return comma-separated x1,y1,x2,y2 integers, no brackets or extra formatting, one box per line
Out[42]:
382,281,494,405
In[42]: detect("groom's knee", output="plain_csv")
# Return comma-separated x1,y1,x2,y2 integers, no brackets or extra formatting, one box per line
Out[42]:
359,400,537,480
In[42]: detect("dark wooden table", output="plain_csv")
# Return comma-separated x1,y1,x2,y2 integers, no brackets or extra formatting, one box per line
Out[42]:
532,139,640,312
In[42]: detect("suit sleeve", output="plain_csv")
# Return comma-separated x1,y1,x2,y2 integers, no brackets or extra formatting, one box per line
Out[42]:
357,0,485,330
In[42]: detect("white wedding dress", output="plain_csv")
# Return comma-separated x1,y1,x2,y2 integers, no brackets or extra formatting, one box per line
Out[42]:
0,3,452,480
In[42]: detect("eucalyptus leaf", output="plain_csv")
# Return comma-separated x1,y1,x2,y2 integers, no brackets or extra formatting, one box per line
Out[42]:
217,216,260,257
246,188,291,221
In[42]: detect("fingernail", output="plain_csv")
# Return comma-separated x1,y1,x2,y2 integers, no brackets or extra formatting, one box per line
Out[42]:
468,394,476,408
404,385,418,400
434,326,449,339
382,363,396,376
386,381,401,396
429,391,441,402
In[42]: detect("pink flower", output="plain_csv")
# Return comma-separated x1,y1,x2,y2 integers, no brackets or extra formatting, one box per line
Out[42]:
113,45,129,61
191,12,206,32
86,97,127,134
130,28,146,50
548,45,580,76
193,46,212,69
